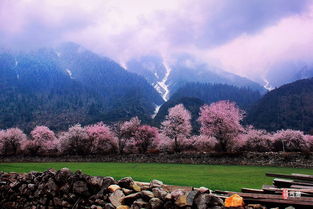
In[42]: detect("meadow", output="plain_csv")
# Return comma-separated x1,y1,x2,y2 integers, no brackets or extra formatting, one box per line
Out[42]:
1,162,312,191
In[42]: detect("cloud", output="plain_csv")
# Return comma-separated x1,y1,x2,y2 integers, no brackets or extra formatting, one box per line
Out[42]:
208,5,313,82
0,0,312,84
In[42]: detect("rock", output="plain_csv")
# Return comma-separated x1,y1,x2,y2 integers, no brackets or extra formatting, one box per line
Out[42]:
247,204,266,209
27,184,35,190
149,198,163,209
73,181,89,196
198,187,210,193
171,189,185,199
121,192,142,205
152,187,168,200
122,188,133,195
61,200,72,207
109,189,125,207
108,184,121,192
186,190,198,206
104,203,115,209
118,177,134,189
53,197,62,206
150,179,163,188
89,176,104,187
91,205,103,209
131,183,141,192
98,177,116,194
141,190,154,199
194,193,223,209
175,195,188,207
132,198,149,208
55,168,71,183
116,205,130,209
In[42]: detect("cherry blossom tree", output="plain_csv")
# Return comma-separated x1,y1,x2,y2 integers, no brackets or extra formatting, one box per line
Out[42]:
198,101,245,152
85,122,118,154
190,135,218,152
244,128,273,152
118,117,141,154
161,104,192,152
25,126,59,156
134,125,159,154
305,135,313,152
273,129,308,152
0,128,27,156
59,124,91,155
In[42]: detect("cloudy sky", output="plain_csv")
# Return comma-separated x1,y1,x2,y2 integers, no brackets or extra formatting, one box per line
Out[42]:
1,0,313,83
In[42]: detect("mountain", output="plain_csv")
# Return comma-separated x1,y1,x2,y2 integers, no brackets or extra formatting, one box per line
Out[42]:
126,54,266,101
56,43,164,121
0,43,163,132
265,62,313,88
153,82,262,132
246,78,313,134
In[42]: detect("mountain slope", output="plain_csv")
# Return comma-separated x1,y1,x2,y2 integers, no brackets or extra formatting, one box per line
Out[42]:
0,51,103,132
246,78,313,133
153,83,262,132
127,54,266,101
0,43,164,131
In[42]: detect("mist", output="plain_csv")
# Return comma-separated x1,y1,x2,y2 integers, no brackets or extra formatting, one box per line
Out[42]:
1,0,313,85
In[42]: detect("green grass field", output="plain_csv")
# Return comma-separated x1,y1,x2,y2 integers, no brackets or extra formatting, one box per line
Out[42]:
0,162,312,191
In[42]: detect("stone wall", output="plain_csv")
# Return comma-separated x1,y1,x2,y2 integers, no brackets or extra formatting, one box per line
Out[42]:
1,152,312,168
0,168,226,209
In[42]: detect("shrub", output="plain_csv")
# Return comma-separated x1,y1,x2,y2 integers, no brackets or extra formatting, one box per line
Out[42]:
0,128,27,156
86,122,118,154
273,129,309,152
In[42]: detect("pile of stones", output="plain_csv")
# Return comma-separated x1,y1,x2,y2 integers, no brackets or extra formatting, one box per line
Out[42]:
0,168,260,209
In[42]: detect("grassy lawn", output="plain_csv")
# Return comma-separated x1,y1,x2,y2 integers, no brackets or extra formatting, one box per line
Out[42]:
0,162,312,191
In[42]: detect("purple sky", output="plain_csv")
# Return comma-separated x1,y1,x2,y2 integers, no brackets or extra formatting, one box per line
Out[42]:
1,0,313,83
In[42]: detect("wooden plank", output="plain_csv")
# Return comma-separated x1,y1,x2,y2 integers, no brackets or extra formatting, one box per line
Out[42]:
223,191,313,202
266,173,313,182
244,198,313,206
273,178,313,188
241,188,264,194
290,185,313,189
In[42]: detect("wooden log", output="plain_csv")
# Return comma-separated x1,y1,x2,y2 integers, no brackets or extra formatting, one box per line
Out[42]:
244,198,313,206
241,188,264,194
266,173,313,182
223,191,313,202
273,178,313,188
290,185,313,189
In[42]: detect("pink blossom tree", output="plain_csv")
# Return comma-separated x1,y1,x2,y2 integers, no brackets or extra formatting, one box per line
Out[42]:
156,133,174,153
118,117,141,154
189,135,218,153
161,104,192,152
85,122,118,154
305,135,313,152
244,128,273,152
198,101,245,152
134,125,159,154
59,124,91,155
0,128,27,156
273,129,308,152
25,126,59,156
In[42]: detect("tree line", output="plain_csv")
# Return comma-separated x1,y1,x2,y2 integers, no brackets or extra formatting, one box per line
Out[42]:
0,101,312,157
